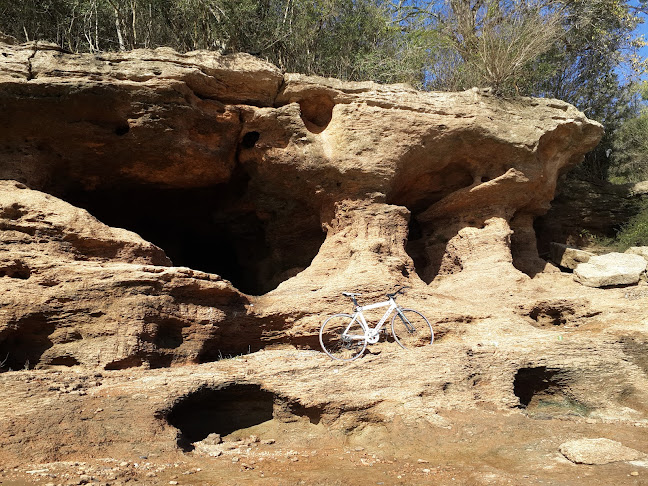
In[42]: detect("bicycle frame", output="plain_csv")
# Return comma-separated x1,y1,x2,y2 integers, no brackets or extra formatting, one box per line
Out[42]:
346,297,411,344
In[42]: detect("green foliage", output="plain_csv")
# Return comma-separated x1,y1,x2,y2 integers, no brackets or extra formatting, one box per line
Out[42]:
611,82,648,182
615,204,648,250
0,0,429,84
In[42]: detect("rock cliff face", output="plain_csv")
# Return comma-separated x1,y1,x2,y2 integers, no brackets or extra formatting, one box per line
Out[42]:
0,41,605,369
2,43,648,481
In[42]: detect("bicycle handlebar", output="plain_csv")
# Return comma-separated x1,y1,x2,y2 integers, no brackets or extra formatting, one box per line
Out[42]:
386,286,409,299
341,286,409,305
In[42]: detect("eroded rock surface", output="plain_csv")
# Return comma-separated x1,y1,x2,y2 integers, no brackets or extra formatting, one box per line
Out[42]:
2,43,648,483
0,41,606,357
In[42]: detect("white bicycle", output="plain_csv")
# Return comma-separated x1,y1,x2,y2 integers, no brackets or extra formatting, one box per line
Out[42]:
319,287,434,361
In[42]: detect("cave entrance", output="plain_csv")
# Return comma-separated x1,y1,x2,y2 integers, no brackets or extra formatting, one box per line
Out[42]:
166,384,275,450
61,172,325,295
513,366,590,417
0,313,54,370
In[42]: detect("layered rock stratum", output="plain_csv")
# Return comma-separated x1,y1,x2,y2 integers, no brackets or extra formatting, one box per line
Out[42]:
1,42,647,484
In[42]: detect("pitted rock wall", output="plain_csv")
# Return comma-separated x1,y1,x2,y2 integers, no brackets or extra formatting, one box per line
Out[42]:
0,41,604,368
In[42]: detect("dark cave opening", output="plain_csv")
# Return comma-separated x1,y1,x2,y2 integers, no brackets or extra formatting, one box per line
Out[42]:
61,170,325,295
514,366,558,407
0,314,55,370
166,384,275,450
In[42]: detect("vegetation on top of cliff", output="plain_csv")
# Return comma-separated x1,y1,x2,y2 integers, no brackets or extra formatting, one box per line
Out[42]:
1,0,647,182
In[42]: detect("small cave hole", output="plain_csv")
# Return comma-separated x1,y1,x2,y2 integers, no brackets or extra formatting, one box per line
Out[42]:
0,260,31,279
514,367,558,408
166,384,275,451
405,216,429,280
114,123,130,136
104,356,144,370
513,367,589,417
298,95,335,133
150,318,188,349
48,355,80,367
287,401,323,425
527,302,575,328
241,131,260,149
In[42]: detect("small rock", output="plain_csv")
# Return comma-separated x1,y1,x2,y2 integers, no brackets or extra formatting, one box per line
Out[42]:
631,471,640,476
261,439,275,445
422,468,431,473
559,438,645,465
232,457,239,463
549,243,593,270
354,446,365,451
249,435,260,443
201,433,222,445
417,459,429,463
169,482,178,485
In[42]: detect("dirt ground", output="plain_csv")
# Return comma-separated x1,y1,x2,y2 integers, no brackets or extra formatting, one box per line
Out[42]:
1,392,647,486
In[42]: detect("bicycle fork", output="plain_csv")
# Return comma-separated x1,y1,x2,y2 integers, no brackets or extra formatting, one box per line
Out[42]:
396,309,416,333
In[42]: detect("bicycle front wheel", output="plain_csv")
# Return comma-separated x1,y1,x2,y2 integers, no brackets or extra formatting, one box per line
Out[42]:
391,309,434,349
319,313,367,361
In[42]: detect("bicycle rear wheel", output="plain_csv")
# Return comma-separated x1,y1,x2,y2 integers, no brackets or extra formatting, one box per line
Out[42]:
391,309,434,349
319,313,367,361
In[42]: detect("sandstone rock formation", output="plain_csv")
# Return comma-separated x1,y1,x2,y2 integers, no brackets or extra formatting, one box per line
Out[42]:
0,41,604,365
2,42,648,484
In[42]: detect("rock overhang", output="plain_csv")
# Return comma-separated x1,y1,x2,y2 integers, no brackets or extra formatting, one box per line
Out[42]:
0,41,606,368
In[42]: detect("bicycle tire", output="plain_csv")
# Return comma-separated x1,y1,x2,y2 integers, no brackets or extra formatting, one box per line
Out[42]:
319,313,367,361
391,309,434,349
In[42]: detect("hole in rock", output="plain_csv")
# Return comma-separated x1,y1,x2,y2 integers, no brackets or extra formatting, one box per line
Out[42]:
287,401,323,425
149,318,188,349
61,170,325,295
513,367,589,417
0,314,54,370
390,164,474,283
166,384,275,450
405,216,429,279
0,260,31,279
114,123,130,136
528,304,573,327
241,131,260,148
298,95,335,133
48,355,80,367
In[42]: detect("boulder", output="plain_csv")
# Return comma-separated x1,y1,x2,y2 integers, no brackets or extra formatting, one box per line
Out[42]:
559,438,645,465
574,253,647,287
549,242,593,270
625,246,648,261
